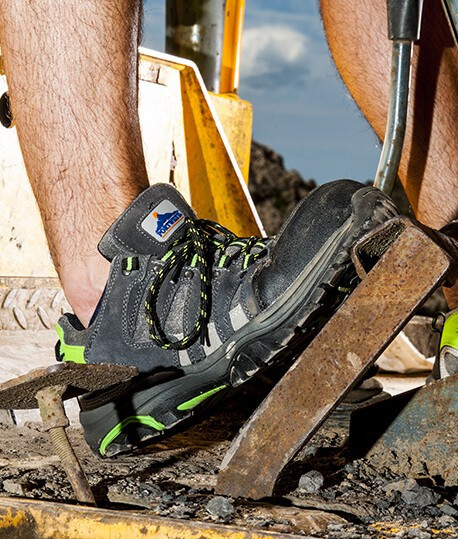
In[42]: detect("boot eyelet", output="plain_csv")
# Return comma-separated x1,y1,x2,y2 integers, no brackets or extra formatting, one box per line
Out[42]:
213,270,221,278
121,256,139,276
184,270,194,279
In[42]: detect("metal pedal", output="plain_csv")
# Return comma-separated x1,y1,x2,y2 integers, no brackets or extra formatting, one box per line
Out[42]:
216,217,457,499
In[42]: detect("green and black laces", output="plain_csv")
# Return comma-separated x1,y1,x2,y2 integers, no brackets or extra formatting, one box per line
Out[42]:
144,218,268,351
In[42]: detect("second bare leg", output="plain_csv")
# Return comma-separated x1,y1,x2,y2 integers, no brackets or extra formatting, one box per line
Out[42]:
321,0,458,306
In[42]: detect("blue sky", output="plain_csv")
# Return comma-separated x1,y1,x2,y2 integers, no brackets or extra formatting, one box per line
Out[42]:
142,0,381,184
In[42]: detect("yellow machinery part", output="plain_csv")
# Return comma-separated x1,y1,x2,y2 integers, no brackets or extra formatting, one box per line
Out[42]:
210,91,252,184
220,0,246,93
138,49,261,236
0,497,300,539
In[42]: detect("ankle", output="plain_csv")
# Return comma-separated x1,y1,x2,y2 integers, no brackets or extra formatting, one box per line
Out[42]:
59,254,110,327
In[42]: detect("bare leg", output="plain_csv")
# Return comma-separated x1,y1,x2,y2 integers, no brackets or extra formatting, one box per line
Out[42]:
0,0,149,325
321,0,458,307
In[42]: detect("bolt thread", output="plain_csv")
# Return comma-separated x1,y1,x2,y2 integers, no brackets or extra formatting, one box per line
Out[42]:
48,427,78,464
48,427,95,505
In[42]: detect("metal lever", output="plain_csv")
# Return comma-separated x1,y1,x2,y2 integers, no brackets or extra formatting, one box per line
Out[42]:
374,0,424,195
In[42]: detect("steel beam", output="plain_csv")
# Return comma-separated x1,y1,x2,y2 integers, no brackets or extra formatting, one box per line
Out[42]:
0,497,303,539
216,221,456,499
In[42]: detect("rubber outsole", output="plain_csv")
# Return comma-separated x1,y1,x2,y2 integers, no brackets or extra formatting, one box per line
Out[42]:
79,188,398,457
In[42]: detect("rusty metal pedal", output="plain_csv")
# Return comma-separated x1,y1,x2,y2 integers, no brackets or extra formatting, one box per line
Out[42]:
216,217,458,499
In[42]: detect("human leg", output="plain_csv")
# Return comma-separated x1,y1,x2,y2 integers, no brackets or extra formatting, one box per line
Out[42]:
320,0,458,306
0,0,149,325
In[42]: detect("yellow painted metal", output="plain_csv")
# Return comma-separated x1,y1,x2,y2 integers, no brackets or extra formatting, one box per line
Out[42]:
0,507,32,533
220,0,246,93
138,49,262,237
210,92,252,183
370,521,457,537
0,497,301,539
180,68,256,232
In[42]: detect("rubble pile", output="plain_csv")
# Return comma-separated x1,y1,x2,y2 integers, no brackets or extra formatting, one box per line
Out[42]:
0,393,456,537
248,141,316,235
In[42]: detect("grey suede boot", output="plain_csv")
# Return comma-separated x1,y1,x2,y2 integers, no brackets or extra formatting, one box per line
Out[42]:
56,180,398,457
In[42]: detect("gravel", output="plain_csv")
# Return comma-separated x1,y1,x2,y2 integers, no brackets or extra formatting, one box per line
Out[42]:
440,503,458,517
2,479,24,496
383,479,441,507
436,515,457,528
205,496,234,520
298,470,324,493
406,530,431,539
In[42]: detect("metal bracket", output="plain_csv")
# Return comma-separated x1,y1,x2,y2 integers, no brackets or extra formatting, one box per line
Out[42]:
349,373,458,486
216,218,457,499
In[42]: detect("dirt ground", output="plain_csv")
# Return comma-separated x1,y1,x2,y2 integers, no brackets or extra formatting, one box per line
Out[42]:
0,379,456,539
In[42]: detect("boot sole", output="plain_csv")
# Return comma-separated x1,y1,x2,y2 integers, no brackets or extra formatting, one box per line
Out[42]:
80,187,398,457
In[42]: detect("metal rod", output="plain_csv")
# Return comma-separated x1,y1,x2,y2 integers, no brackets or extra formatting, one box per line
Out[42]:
36,386,96,506
165,0,226,93
374,41,413,195
220,0,245,93
442,0,458,46
48,427,96,505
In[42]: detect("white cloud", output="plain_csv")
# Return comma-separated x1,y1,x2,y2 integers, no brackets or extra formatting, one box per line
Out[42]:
240,25,308,84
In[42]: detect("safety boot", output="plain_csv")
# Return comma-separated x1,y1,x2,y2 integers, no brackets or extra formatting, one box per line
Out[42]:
56,180,398,456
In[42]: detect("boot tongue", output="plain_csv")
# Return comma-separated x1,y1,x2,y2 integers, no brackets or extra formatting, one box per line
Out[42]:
98,183,196,261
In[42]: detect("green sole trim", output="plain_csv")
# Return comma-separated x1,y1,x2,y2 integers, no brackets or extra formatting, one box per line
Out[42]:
99,415,166,456
55,323,86,364
177,385,227,411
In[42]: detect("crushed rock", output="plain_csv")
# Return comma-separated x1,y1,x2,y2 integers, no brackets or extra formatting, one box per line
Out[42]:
0,396,456,538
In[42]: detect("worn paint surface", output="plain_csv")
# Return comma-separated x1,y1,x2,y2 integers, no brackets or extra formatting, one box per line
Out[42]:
0,498,305,539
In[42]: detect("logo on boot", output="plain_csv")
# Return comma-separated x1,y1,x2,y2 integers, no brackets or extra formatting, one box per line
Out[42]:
154,210,184,238
141,200,185,242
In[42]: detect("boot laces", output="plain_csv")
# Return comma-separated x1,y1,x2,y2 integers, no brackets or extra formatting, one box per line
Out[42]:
144,218,268,350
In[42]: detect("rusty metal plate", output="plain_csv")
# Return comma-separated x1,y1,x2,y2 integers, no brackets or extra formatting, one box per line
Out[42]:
352,216,458,284
350,374,458,486
0,363,137,410
216,224,454,499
